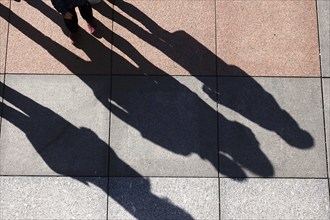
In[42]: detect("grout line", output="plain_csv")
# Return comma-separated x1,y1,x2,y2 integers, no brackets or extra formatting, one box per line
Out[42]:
0,175,329,180
316,0,323,79
214,0,222,219
320,76,330,178
3,0,11,75
316,0,330,205
0,0,11,170
106,1,116,219
2,73,327,79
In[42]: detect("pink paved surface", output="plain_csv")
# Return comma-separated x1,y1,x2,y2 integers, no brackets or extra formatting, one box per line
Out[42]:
113,0,216,76
5,0,113,74
217,1,320,77
1,0,322,77
0,1,9,74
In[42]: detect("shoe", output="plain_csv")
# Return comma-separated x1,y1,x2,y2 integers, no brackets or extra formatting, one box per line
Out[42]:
69,32,78,44
87,21,96,34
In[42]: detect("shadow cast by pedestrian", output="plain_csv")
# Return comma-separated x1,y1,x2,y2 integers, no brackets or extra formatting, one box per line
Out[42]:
110,0,314,150
0,3,195,219
0,0,303,183
0,81,194,219
0,1,315,217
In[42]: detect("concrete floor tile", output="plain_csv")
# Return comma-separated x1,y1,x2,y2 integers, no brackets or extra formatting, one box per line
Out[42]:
218,77,327,178
0,1,9,73
217,1,320,77
0,176,108,220
5,0,112,74
108,177,219,219
112,0,216,76
0,75,110,175
220,178,330,220
323,78,330,173
318,0,330,77
110,76,218,177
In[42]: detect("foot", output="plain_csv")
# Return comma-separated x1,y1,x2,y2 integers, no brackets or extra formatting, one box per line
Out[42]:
87,20,96,34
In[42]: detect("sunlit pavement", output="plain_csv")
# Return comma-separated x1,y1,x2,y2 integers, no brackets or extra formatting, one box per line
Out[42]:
0,0,329,219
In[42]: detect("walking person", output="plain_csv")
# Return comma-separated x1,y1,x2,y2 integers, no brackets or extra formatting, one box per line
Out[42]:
51,0,97,43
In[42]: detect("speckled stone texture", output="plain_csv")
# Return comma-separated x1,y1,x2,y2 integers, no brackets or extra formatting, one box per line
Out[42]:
0,74,3,133
318,0,330,77
218,77,327,178
108,177,219,220
0,74,3,103
323,78,330,174
112,0,216,76
220,178,330,220
217,1,320,77
110,76,218,177
0,75,110,175
5,0,112,74
0,1,9,73
0,176,108,220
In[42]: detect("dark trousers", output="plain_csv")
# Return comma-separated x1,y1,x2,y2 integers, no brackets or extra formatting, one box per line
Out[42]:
64,2,93,33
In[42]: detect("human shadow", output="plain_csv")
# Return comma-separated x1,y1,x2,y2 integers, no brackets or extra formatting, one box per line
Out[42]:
0,3,195,219
0,81,194,219
1,2,315,215
1,1,312,217
83,1,277,177
110,0,314,150
1,0,274,184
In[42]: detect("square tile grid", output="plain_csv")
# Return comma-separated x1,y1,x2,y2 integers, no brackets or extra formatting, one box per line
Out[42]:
110,75,218,177
217,1,320,77
112,0,216,76
5,0,112,74
0,75,110,176
218,77,327,178
0,0,329,219
0,177,108,220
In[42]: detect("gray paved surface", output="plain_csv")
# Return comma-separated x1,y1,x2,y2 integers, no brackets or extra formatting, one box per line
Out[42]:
0,0,329,219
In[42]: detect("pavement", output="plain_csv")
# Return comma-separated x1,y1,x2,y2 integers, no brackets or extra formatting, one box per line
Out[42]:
0,0,329,219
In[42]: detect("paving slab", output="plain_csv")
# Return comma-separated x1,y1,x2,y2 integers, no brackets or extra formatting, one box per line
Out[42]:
218,77,327,178
0,74,3,127
220,178,330,220
0,73,3,89
110,76,218,177
0,176,108,220
5,0,112,74
0,75,110,176
323,78,330,174
108,177,219,220
0,1,9,73
318,0,330,77
217,1,320,77
112,0,216,76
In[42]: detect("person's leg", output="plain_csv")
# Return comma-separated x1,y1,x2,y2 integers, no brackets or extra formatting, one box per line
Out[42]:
63,8,79,43
78,2,94,22
63,8,79,33
77,2,96,33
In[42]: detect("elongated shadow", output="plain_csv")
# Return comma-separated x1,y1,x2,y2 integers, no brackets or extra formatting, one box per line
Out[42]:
0,3,194,219
0,81,194,219
110,0,314,150
0,0,275,182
